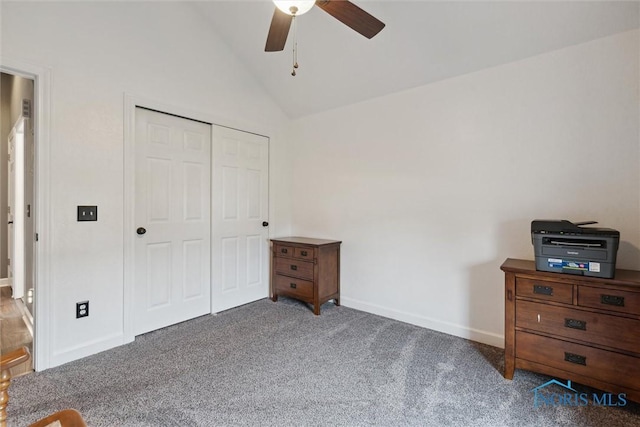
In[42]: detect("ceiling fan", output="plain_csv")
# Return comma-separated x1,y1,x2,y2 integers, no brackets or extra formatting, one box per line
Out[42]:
265,0,386,53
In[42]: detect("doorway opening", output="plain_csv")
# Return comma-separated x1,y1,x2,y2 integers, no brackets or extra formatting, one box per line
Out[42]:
1,71,35,375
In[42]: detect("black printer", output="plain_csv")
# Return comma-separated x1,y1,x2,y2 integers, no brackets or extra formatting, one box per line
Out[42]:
531,220,620,278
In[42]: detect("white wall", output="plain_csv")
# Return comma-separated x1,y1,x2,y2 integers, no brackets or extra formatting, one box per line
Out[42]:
1,2,292,367
288,30,640,347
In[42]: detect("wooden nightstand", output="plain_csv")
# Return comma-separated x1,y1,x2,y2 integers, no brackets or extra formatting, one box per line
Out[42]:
271,237,341,315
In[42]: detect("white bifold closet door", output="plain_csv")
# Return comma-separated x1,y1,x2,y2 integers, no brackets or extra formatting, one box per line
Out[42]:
134,108,211,335
211,126,269,313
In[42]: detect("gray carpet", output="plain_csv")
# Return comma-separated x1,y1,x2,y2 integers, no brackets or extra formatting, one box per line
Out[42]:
6,298,640,426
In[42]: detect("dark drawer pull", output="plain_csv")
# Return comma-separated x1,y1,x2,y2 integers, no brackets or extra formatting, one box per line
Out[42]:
300,250,308,256
281,248,288,254
564,352,587,366
533,285,553,296
290,265,298,271
290,283,297,289
564,318,587,331
601,294,625,307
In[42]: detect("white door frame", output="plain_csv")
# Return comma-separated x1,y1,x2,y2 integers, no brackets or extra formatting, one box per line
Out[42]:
0,57,52,371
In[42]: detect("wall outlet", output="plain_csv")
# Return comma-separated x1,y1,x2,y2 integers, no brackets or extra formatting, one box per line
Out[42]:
76,301,89,318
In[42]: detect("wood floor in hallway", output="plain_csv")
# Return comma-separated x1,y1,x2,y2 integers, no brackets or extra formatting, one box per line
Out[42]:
0,285,33,376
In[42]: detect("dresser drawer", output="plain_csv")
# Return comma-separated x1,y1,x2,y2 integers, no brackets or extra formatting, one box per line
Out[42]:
578,286,640,316
274,257,314,280
294,247,314,261
516,331,640,391
274,275,313,299
516,277,573,304
516,300,640,354
274,244,295,258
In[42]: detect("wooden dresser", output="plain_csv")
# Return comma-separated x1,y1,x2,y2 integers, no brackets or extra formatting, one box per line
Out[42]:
271,237,341,315
501,258,640,402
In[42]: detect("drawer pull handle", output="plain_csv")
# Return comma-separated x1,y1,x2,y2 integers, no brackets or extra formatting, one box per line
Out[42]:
290,283,297,289
281,248,288,254
300,250,308,256
601,294,625,307
564,318,587,331
564,352,587,366
290,265,298,271
533,285,553,296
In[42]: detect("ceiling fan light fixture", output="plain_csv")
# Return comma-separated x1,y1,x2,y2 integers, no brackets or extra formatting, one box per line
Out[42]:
273,0,315,16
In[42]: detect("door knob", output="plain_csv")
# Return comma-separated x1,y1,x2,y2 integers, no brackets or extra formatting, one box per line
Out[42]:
262,221,269,227
7,221,13,225
136,227,146,235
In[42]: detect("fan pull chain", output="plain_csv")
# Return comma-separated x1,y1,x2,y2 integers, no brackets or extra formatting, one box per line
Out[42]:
291,15,299,76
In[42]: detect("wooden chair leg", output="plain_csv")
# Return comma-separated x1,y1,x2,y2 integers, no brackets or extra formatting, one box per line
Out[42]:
0,368,11,427
0,347,30,427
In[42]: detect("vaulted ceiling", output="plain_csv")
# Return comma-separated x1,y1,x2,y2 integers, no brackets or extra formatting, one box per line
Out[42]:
193,1,639,119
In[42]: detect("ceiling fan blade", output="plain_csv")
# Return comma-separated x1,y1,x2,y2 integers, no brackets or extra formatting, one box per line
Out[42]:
316,0,385,39
265,8,293,52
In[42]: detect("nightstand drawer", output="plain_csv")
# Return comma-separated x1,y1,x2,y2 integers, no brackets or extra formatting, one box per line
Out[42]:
578,286,640,316
516,277,573,304
516,300,640,353
516,331,640,391
274,275,313,299
274,257,314,280
294,247,314,260
274,244,295,258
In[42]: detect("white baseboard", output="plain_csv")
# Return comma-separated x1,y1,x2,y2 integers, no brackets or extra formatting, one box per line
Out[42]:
341,296,505,349
0,278,10,286
50,333,126,369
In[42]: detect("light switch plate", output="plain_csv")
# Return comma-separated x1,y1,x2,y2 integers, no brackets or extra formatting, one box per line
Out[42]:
77,206,97,221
